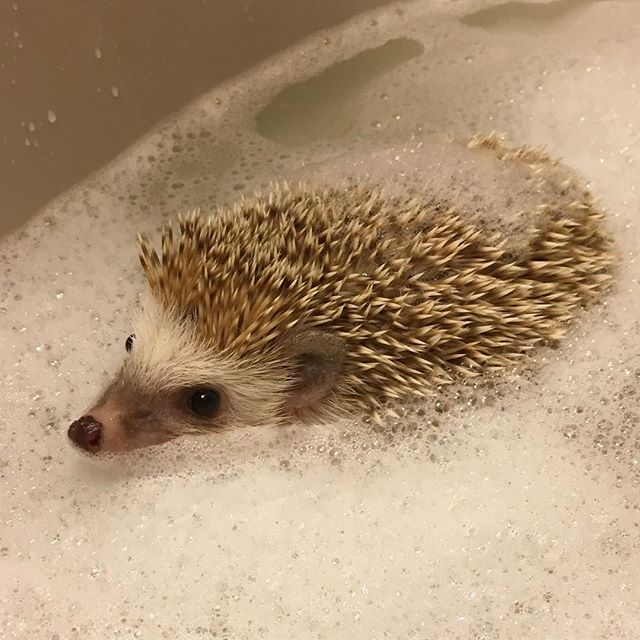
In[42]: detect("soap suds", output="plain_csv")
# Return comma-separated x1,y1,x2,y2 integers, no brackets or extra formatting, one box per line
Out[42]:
1,0,639,638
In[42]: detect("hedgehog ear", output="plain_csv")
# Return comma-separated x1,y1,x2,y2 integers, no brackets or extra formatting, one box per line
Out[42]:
282,329,346,410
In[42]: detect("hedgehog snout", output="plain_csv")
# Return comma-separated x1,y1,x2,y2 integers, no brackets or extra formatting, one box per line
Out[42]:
68,415,103,453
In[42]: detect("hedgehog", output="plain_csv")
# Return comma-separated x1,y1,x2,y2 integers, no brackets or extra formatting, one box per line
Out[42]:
67,135,615,453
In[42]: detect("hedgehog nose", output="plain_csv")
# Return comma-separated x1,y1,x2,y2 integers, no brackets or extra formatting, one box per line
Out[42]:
67,415,103,452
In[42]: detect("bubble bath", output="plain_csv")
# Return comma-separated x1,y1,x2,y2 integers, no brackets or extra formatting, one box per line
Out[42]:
1,0,639,638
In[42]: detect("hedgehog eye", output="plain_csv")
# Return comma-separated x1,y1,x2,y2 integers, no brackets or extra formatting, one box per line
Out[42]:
187,388,221,418
125,334,135,353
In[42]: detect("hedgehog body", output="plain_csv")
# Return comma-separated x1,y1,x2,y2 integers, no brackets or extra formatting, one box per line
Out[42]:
67,136,615,453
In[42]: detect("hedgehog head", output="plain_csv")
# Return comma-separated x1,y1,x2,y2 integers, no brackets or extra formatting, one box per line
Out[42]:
67,292,347,452
66,186,359,453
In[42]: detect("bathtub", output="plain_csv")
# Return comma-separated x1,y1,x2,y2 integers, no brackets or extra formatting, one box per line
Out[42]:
1,1,639,638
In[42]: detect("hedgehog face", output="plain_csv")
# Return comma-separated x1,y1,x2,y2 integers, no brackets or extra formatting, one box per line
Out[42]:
67,297,347,453
67,375,234,453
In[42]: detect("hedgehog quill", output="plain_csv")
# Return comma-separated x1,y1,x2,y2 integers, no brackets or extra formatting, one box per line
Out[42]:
68,136,615,453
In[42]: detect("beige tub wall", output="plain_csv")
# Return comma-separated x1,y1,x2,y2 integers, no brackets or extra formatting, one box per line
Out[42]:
0,0,393,237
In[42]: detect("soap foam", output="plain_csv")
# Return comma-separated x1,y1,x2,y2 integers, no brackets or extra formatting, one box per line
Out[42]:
1,1,639,638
